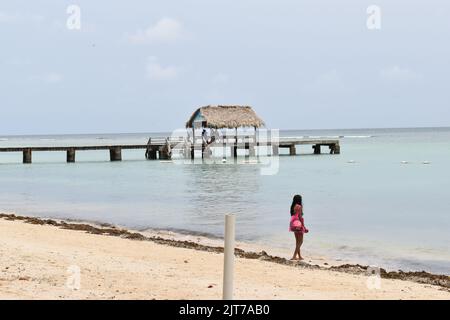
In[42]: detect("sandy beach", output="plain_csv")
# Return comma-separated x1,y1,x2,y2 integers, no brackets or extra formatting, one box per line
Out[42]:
0,214,449,300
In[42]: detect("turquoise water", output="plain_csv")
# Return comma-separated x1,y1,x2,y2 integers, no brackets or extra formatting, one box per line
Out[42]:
1,128,449,274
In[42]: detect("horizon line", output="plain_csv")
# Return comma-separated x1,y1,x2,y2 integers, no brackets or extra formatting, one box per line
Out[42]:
1,125,450,138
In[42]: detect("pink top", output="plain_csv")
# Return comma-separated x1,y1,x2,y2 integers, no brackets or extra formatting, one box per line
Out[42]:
289,204,309,233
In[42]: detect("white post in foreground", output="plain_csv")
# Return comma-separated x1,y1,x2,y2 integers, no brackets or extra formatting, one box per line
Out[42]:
223,213,236,300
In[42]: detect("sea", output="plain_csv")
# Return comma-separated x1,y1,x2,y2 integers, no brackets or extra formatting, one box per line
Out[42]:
0,127,449,275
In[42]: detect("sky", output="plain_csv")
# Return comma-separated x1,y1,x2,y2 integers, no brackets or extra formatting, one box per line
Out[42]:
1,0,449,135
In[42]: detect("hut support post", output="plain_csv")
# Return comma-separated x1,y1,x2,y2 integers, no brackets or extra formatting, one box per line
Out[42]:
252,127,257,158
191,128,195,159
313,144,321,154
222,134,227,160
334,142,341,154
23,149,32,164
66,148,76,163
244,136,250,160
109,147,122,161
233,128,238,159
289,145,296,156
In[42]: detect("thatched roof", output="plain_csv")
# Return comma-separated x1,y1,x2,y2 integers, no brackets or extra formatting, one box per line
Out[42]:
186,105,265,129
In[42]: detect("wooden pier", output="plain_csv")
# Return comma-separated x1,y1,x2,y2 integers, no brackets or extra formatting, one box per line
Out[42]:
0,145,149,164
0,137,340,164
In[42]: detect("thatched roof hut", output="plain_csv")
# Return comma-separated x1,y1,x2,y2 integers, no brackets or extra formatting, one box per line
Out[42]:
186,105,265,129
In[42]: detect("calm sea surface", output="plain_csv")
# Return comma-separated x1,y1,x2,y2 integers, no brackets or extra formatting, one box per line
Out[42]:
1,127,449,274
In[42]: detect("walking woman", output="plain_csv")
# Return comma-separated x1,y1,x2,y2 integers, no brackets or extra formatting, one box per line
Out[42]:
289,194,309,260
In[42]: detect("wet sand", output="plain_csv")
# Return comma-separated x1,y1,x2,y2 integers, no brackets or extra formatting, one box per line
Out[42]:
0,213,449,299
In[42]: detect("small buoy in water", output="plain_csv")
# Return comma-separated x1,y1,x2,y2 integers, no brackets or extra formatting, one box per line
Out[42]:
401,161,409,164
422,161,431,165
222,158,227,163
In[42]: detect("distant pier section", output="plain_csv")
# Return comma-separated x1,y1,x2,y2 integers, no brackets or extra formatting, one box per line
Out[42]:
0,137,340,164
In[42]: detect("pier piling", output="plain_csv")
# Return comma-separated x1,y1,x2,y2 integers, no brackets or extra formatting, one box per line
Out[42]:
334,143,341,154
147,147,157,160
289,145,296,156
159,146,171,160
23,149,32,164
109,147,122,161
313,144,321,154
66,148,76,163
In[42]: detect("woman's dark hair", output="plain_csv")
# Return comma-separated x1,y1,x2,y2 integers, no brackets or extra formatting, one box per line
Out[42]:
290,194,303,215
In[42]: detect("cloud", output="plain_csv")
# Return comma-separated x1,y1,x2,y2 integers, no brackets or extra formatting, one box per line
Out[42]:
379,66,421,82
128,17,186,44
145,57,178,80
28,73,63,84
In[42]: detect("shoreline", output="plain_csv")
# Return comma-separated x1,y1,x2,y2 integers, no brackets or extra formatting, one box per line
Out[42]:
1,213,449,292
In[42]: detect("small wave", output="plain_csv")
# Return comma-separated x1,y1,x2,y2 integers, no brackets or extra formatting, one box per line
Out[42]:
342,135,374,139
305,135,341,139
0,138,8,141
39,138,56,141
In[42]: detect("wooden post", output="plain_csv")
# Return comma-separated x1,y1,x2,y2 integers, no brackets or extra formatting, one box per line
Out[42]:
233,127,237,158
159,147,167,160
147,148,157,160
334,143,341,154
289,145,296,156
66,148,76,163
223,214,235,300
251,127,257,158
222,134,227,160
191,128,195,159
109,147,122,161
244,137,250,160
23,149,32,164
145,138,151,159
159,142,172,160
313,144,321,154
